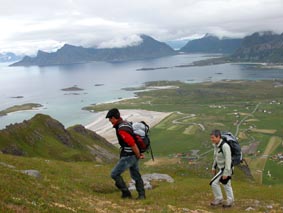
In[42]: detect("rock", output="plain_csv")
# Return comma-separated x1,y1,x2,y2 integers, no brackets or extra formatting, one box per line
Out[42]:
142,173,174,182
245,207,255,211
0,162,41,178
128,179,152,190
1,144,25,156
128,173,174,191
20,170,41,178
0,162,16,169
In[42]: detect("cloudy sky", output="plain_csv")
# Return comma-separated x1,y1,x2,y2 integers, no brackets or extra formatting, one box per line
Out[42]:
1,0,283,55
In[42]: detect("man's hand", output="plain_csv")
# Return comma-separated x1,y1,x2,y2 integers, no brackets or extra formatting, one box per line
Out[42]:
222,176,228,180
139,153,145,159
211,169,216,175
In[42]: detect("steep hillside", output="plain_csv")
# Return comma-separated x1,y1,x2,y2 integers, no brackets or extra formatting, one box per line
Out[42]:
231,31,283,63
0,114,118,162
10,35,176,66
0,149,282,212
180,34,242,54
92,35,176,61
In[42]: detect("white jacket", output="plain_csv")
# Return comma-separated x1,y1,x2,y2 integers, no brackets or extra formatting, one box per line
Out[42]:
212,139,233,177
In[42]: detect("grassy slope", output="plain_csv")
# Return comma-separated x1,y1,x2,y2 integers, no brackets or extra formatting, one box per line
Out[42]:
1,154,283,212
0,114,118,162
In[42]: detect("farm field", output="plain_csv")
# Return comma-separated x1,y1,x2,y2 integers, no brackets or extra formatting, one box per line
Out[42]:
86,80,283,185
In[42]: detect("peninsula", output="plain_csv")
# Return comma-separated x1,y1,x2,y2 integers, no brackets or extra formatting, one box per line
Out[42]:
0,103,43,116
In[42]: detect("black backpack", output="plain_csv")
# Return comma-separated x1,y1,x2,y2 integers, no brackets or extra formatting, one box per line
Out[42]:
220,132,242,166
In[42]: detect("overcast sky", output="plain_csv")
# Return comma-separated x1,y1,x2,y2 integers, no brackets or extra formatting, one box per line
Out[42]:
1,0,283,55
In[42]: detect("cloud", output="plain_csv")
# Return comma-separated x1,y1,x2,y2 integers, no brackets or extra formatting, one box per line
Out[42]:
0,0,283,55
97,35,143,49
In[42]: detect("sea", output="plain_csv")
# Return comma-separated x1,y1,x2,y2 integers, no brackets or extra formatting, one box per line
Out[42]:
1,53,283,130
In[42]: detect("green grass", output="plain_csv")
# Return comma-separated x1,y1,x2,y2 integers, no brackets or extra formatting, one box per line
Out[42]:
1,154,283,212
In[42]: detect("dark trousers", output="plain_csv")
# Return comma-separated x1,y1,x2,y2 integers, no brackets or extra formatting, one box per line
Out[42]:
111,155,145,196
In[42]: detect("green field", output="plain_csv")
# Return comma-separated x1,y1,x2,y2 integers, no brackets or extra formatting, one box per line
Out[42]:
85,80,283,184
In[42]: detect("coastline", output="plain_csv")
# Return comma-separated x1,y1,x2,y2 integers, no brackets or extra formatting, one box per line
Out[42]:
85,109,172,144
84,84,179,144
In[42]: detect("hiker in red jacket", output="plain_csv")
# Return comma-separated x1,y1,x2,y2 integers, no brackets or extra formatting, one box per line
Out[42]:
106,108,145,199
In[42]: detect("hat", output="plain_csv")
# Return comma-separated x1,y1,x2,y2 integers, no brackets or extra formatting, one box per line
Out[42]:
105,108,120,119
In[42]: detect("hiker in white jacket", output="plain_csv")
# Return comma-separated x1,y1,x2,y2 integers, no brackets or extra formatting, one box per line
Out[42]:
210,129,234,208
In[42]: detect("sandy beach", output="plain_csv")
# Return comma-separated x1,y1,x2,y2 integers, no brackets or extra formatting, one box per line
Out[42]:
85,109,171,144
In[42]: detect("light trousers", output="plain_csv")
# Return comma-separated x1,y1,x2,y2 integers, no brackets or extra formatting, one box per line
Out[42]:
210,170,234,203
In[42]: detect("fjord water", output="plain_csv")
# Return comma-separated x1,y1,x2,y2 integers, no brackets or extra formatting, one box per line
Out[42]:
1,53,283,129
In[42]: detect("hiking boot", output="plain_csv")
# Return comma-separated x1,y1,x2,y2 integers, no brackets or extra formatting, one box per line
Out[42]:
222,200,233,208
135,179,145,200
121,190,132,199
210,199,223,206
136,195,146,200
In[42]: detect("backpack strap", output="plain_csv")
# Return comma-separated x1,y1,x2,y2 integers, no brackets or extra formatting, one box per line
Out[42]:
218,140,233,173
148,143,154,161
218,140,225,154
135,121,154,161
116,121,135,156
118,121,133,131
140,121,149,134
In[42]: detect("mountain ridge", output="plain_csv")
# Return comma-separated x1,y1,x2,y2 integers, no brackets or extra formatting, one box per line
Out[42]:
10,35,176,67
9,31,283,66
180,35,242,54
231,31,283,62
0,113,118,162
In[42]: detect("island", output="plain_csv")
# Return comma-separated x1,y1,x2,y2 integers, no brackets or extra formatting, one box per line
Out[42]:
94,84,104,87
0,103,43,116
61,86,84,91
10,96,24,99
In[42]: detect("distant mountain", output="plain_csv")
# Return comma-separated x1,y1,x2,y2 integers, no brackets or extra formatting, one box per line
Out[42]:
180,34,242,54
10,35,176,66
0,52,22,62
0,114,118,162
231,31,283,63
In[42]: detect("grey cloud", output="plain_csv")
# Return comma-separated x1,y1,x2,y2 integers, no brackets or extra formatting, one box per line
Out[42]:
1,0,283,55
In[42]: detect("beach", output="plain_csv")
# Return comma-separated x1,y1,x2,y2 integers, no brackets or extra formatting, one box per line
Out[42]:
85,109,172,144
